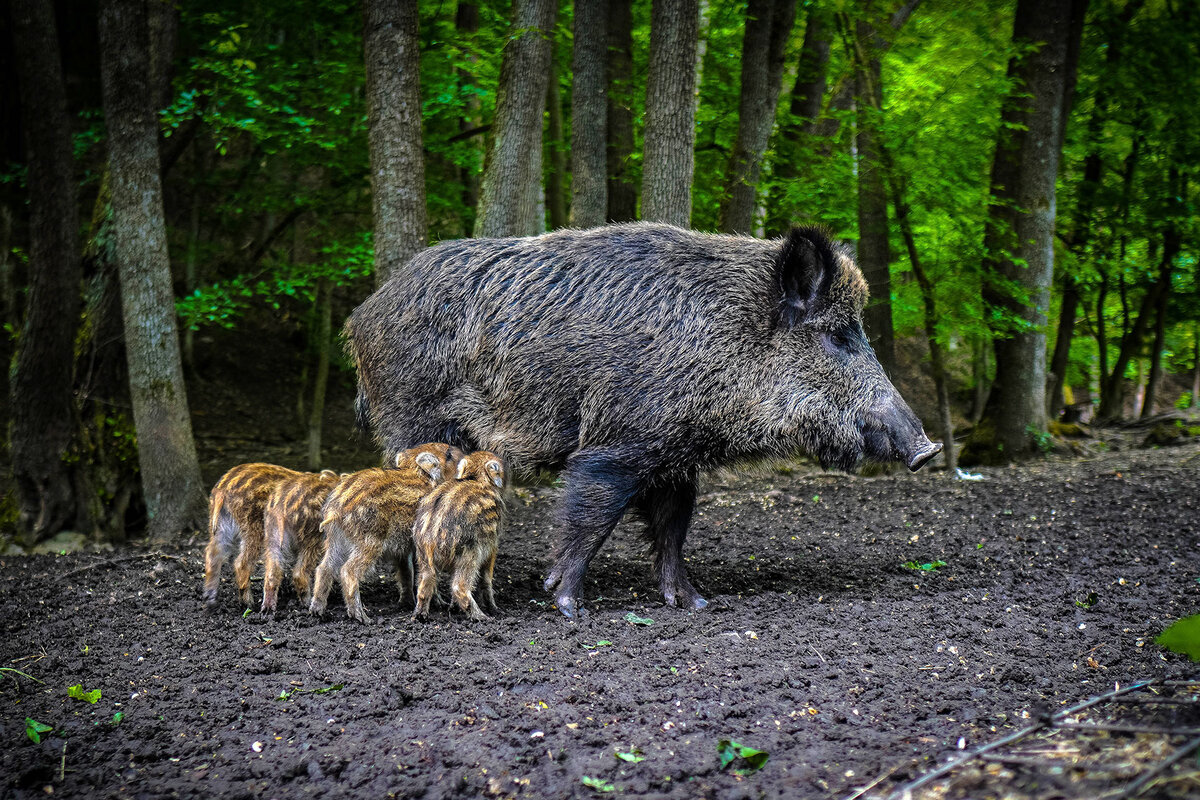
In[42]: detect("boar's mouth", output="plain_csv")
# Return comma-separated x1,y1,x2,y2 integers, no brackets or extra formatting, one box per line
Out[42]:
906,442,942,472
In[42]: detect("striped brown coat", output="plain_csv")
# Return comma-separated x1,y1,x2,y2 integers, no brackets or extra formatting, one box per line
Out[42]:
260,469,342,614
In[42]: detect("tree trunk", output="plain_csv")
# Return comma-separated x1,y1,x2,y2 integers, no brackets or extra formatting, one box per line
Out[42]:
456,1,481,233
99,0,207,540
889,165,954,472
363,0,426,286
606,0,637,223
966,0,1083,464
474,0,557,238
1047,279,1080,419
641,0,699,228
765,8,830,236
718,0,797,235
9,0,84,545
971,336,989,424
570,0,608,228
1191,328,1199,409
544,53,568,231
307,279,333,470
851,8,894,377
1140,280,1169,419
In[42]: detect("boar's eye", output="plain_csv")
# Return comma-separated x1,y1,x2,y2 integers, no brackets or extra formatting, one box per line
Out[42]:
820,326,861,359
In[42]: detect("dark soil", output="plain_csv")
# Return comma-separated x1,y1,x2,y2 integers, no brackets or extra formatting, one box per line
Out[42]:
3,434,1199,799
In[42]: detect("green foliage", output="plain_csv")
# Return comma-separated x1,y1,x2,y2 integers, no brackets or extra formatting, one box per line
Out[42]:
1157,614,1200,662
624,612,654,626
716,739,769,774
1026,425,1054,454
1075,592,1099,608
276,682,344,700
68,684,101,704
581,775,616,793
25,718,53,744
614,747,646,763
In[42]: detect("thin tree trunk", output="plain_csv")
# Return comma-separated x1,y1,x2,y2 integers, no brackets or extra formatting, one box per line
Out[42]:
718,0,797,234
641,0,699,228
606,0,636,223
456,1,481,232
544,53,568,231
570,0,608,228
1191,327,1199,409
363,0,426,286
971,336,989,424
1047,281,1080,419
889,165,954,471
307,279,332,470
1140,281,1169,419
474,0,556,238
99,0,207,540
10,0,83,545
183,180,201,374
766,8,830,236
968,0,1084,462
849,8,894,376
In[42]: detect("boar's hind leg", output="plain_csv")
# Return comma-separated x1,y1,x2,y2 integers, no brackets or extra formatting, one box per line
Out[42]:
637,479,707,611
544,454,640,619
202,506,238,607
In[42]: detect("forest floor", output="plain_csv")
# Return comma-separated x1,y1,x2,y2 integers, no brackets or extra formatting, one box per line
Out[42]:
2,425,1199,799
2,325,1200,798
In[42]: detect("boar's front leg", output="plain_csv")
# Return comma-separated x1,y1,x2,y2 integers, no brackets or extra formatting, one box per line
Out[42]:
543,451,640,619
636,478,707,611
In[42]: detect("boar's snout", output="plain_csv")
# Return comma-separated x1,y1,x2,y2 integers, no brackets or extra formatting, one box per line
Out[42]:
862,397,942,472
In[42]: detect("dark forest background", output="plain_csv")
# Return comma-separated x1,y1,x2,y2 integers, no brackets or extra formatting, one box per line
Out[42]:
1,0,1197,547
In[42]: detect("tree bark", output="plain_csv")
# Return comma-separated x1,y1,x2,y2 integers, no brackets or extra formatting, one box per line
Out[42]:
765,8,831,236
307,278,333,469
545,53,568,230
1140,278,1169,419
850,7,894,377
570,0,609,228
99,0,207,540
1191,328,1199,409
9,0,84,545
641,0,699,227
967,0,1084,463
606,0,637,223
718,0,797,235
363,0,426,286
474,0,557,238
456,1,481,233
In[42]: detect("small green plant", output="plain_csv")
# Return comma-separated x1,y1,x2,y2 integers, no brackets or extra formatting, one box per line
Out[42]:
624,612,653,626
1026,424,1054,453
615,747,646,763
581,775,616,792
242,608,252,619
25,718,53,743
582,640,614,650
1075,592,1099,608
902,559,948,572
717,739,769,774
276,683,344,701
67,684,101,704
111,712,124,725
1157,614,1200,662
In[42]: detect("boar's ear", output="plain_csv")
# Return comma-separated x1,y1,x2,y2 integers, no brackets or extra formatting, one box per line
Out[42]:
455,458,470,480
774,227,836,326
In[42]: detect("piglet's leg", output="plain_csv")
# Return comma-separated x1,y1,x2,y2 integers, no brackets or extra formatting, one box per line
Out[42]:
544,451,640,619
637,477,707,611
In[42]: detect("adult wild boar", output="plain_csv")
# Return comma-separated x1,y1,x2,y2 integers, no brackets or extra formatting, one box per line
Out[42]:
347,223,941,617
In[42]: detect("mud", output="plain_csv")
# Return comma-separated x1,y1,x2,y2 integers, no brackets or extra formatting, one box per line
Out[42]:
2,441,1198,799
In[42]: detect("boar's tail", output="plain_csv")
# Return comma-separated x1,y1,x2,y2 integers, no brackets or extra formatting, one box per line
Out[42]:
354,386,371,435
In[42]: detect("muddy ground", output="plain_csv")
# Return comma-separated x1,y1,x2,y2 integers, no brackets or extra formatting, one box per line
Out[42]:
2,428,1199,799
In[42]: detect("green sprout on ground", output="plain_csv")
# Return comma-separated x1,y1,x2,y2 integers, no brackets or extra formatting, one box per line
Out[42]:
582,640,614,650
1157,614,1200,662
902,559,948,572
111,712,124,725
625,612,653,626
717,739,769,774
242,608,252,619
67,684,101,704
615,747,646,763
25,718,53,743
581,775,616,792
1075,592,1099,608
0,667,44,689
276,683,344,701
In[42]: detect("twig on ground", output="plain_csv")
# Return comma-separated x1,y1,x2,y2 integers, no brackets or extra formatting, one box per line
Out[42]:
58,552,188,582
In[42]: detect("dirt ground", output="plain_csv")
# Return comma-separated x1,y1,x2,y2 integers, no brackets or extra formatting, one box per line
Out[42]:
3,422,1199,798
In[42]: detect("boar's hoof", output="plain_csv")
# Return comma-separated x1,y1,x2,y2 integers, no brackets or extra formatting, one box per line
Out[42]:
554,593,584,620
664,588,708,611
348,609,373,625
542,570,562,593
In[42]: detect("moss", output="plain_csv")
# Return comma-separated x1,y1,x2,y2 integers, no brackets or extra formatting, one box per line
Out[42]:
1048,421,1089,439
958,418,1010,466
1142,423,1182,447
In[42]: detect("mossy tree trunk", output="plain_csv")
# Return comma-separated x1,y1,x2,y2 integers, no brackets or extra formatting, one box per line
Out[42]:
570,0,609,229
605,0,637,223
99,0,207,540
641,0,699,228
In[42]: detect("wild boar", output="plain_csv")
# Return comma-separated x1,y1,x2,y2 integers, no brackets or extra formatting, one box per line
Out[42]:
345,223,941,618
260,468,342,615
308,443,462,623
411,451,507,620
203,462,298,609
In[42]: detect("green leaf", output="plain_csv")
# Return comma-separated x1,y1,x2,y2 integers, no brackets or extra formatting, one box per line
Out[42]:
582,640,614,650
1157,615,1200,662
68,684,101,704
717,739,769,774
276,682,345,701
25,718,52,743
1075,592,1099,608
581,775,615,792
111,712,125,725
624,612,653,626
615,748,646,763
902,560,948,572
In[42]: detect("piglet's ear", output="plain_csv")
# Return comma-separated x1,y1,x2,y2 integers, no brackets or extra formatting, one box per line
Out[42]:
455,458,469,480
775,227,835,326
